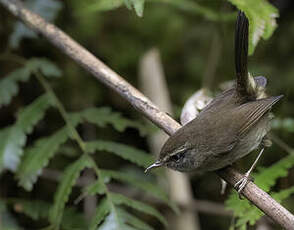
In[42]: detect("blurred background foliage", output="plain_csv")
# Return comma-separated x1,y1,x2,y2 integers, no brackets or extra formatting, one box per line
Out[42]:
0,0,294,229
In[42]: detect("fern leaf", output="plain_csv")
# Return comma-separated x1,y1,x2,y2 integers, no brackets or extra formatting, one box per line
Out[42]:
17,127,69,191
26,58,62,78
49,155,92,228
0,94,52,172
8,199,87,230
100,170,174,210
16,94,53,132
80,107,149,136
272,186,294,203
110,192,167,226
254,154,294,191
85,140,153,168
228,0,279,55
0,68,31,107
89,198,111,230
233,186,294,229
84,179,106,196
98,209,141,230
226,154,294,228
10,199,50,220
116,207,154,230
98,211,125,230
62,206,88,230
0,58,60,108
0,200,21,230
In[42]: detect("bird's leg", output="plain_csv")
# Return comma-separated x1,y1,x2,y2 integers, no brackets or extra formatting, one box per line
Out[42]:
234,148,265,197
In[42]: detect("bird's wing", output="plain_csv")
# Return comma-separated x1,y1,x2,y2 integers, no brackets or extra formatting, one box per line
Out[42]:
236,95,283,136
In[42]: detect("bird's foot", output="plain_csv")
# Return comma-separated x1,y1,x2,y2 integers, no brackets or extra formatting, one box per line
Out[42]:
234,173,253,199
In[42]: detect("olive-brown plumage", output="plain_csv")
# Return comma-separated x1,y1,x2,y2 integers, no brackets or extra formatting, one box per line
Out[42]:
158,89,282,172
145,11,282,175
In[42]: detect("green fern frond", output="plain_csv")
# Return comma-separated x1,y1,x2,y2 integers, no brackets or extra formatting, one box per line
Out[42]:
16,127,69,191
100,169,176,210
5,199,87,230
0,94,52,172
0,68,30,107
228,0,279,55
26,58,62,78
89,198,111,230
9,199,50,220
116,207,154,230
226,154,294,228
49,155,92,228
83,179,106,196
272,186,294,202
96,208,149,230
97,210,125,230
110,192,167,226
254,154,294,191
85,140,153,168
232,186,294,229
0,58,61,108
79,107,149,136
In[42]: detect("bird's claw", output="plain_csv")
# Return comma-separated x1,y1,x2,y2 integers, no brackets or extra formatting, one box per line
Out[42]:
234,174,253,199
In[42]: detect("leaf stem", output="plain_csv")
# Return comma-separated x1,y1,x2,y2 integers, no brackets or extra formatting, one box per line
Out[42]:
35,72,86,151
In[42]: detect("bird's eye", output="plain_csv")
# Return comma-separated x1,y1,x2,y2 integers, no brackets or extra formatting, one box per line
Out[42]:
170,152,184,162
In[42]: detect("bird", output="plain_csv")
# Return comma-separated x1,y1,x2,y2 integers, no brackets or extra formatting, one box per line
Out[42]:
145,11,282,194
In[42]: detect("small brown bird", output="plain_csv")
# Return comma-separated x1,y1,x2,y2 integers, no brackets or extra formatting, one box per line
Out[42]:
145,11,282,193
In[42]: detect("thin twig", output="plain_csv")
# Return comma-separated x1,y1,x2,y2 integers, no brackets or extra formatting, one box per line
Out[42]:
1,1,294,229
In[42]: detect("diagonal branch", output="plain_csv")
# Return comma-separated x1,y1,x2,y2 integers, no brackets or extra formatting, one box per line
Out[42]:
1,0,294,229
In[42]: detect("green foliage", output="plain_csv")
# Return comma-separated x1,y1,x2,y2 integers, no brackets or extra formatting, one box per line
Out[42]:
85,140,153,167
0,94,52,172
17,127,69,191
225,154,294,229
49,155,92,228
0,201,20,230
9,0,63,48
228,0,279,55
0,68,30,107
89,198,110,230
0,58,61,107
84,179,106,196
272,186,294,202
91,204,155,230
1,0,286,229
3,199,87,230
116,207,153,230
110,192,167,226
100,169,177,211
78,107,149,136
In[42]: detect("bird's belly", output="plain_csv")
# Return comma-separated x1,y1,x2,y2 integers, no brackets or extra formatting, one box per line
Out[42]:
196,115,270,172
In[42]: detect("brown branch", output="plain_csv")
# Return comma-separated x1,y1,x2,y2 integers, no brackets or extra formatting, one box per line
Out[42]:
1,0,294,229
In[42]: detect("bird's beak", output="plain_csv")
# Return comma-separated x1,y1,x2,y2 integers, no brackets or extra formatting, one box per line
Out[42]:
144,161,163,173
